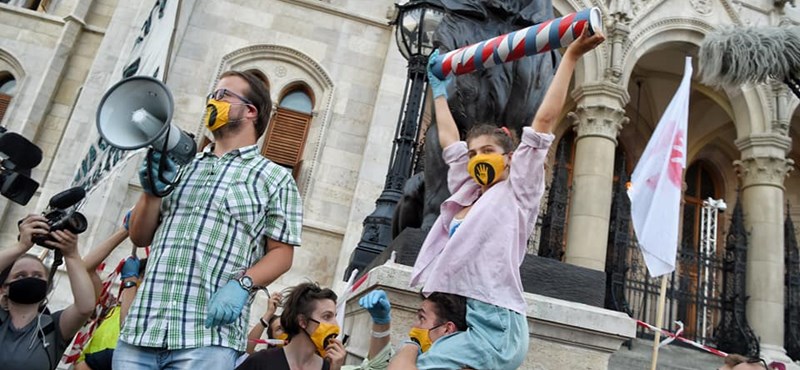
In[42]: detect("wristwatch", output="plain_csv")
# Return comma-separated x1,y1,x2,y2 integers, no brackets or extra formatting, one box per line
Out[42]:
237,275,255,292
122,280,138,289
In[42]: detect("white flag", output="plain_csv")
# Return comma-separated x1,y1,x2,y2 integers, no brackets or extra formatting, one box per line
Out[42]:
628,57,692,277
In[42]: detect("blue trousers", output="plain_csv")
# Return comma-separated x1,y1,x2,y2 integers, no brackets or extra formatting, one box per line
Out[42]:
112,340,239,370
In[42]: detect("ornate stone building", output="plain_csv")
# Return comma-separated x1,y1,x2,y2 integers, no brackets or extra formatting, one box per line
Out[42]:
0,0,798,368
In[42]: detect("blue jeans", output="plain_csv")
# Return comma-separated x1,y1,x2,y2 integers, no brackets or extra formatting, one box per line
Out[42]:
417,298,529,370
113,340,239,370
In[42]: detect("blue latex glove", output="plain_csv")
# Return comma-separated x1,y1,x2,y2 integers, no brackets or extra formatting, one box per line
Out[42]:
427,49,452,99
120,256,140,280
205,280,249,328
122,209,132,231
138,150,179,196
359,289,391,325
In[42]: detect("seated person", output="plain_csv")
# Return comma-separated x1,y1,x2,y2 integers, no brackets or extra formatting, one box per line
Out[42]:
0,215,95,370
236,282,346,370
246,291,287,354
385,291,467,370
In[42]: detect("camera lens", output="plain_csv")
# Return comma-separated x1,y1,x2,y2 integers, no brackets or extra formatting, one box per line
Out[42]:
65,212,88,234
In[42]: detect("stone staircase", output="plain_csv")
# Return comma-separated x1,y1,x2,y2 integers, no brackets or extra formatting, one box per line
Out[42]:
609,338,722,370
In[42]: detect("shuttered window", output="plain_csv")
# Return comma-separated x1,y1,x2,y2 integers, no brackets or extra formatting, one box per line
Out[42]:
0,94,10,123
0,76,17,124
261,88,313,178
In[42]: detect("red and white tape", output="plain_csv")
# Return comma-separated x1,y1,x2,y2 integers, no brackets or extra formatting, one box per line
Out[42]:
636,320,728,358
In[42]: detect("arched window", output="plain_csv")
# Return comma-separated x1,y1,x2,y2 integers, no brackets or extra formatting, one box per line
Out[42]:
0,73,17,124
677,161,722,340
260,86,314,178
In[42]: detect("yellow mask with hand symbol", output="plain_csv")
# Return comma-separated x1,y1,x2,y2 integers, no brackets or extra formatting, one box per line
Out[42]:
467,153,506,186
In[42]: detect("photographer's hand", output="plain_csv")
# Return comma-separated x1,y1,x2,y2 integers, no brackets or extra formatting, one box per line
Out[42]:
0,215,48,274
47,230,79,258
17,215,49,249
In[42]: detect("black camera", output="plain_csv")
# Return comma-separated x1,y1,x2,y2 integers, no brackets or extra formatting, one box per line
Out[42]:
0,126,42,205
30,187,88,248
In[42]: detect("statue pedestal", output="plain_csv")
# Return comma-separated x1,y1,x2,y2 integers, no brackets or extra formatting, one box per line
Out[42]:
343,263,636,369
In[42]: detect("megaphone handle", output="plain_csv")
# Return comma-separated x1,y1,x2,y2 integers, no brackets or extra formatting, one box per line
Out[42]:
145,148,175,198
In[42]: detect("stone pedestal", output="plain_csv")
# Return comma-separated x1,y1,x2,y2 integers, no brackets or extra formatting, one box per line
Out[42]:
564,83,629,272
343,263,636,369
736,134,797,368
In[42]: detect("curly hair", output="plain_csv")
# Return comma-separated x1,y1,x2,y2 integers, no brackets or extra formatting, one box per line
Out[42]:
465,123,519,153
280,282,337,338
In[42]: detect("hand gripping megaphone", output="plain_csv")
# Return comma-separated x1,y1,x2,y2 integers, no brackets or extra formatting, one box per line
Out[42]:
96,76,196,196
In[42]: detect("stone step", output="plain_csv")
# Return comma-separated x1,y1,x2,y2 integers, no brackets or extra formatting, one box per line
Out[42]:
609,338,723,370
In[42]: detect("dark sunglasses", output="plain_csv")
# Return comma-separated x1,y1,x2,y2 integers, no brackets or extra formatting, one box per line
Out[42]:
207,88,253,105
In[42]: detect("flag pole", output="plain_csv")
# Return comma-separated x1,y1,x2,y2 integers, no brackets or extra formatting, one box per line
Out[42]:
650,172,688,370
650,274,669,370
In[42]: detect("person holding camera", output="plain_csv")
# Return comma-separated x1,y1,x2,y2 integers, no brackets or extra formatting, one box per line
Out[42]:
117,69,303,370
0,215,95,370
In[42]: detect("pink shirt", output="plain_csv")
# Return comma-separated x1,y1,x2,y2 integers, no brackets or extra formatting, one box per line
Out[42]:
410,128,554,314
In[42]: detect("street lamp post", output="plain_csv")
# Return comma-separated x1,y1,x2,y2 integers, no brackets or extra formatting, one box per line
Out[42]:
344,0,444,279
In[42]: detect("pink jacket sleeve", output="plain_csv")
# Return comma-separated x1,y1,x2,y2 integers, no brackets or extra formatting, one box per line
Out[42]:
443,141,480,196
508,128,555,212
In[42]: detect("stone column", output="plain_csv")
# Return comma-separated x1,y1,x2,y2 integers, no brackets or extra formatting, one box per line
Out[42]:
563,83,629,271
735,134,795,363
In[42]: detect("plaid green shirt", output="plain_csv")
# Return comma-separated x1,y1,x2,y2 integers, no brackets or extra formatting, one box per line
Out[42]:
119,144,302,351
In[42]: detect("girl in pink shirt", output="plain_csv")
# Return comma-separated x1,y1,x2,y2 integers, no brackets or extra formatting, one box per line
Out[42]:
390,28,606,370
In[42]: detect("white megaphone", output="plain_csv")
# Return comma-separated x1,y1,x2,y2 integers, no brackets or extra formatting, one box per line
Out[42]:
96,76,196,166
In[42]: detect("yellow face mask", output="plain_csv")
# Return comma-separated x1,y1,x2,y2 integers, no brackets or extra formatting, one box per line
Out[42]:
408,326,435,352
273,332,289,346
467,153,507,186
307,319,340,357
203,99,238,131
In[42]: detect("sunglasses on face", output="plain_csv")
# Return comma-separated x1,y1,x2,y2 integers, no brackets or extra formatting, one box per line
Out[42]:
207,88,253,105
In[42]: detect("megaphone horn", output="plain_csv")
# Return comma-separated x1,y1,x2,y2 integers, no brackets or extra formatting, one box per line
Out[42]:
96,76,196,165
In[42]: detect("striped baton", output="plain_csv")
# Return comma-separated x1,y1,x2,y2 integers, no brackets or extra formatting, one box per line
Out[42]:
430,7,603,79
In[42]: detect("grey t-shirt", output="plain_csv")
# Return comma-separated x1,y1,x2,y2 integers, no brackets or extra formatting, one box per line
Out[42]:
0,308,68,370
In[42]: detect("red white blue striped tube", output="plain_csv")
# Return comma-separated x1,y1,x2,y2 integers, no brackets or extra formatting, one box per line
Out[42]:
430,7,603,80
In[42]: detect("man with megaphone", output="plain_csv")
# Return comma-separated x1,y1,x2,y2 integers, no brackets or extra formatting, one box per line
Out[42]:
106,70,302,370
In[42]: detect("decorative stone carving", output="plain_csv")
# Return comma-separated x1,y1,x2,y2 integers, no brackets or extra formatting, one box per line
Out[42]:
605,20,630,83
608,0,632,24
772,81,791,136
274,65,287,78
734,156,794,189
569,105,629,144
691,0,713,15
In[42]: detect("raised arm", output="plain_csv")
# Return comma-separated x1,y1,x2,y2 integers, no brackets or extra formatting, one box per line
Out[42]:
428,50,459,149
359,290,392,360
531,28,606,133
246,291,281,354
47,231,95,340
130,150,179,246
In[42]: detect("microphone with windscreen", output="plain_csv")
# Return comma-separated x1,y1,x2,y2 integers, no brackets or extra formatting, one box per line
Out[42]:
699,26,800,98
0,130,42,205
0,132,43,170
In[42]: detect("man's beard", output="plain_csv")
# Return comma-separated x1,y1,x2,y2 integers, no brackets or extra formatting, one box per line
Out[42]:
212,106,246,139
